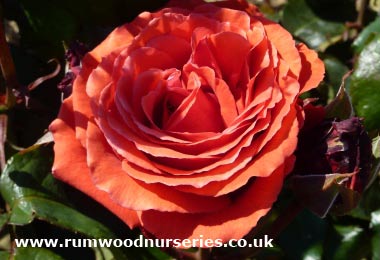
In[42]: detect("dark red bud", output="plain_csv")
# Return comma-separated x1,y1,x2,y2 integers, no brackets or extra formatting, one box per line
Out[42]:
291,115,372,217
327,118,372,192
294,117,371,192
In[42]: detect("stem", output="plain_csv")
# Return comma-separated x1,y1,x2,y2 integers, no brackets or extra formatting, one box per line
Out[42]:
0,8,18,107
0,8,16,258
346,0,368,30
356,0,367,28
0,114,7,171
344,0,368,41
8,225,16,258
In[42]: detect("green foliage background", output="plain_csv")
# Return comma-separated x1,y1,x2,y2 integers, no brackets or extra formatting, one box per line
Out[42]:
0,0,380,259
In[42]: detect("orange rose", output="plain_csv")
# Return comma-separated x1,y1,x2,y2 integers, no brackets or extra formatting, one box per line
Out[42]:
50,0,324,245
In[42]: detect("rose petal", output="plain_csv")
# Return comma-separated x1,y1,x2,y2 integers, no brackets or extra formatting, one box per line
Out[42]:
147,34,191,68
49,97,140,228
72,25,135,147
175,102,299,196
297,43,325,93
164,85,225,133
258,16,302,77
139,157,292,243
90,25,134,63
195,4,251,32
86,120,232,213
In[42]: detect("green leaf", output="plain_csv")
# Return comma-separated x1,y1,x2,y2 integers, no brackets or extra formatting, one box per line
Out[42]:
0,146,127,260
13,247,64,260
350,35,380,130
353,17,380,53
324,224,371,259
93,246,114,260
371,209,380,260
350,177,380,220
368,136,380,191
282,0,345,51
0,146,65,206
302,243,322,260
9,197,118,239
324,57,349,100
373,136,380,159
0,251,10,259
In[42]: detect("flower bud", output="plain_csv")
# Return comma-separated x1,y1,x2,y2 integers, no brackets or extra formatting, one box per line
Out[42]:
291,110,372,217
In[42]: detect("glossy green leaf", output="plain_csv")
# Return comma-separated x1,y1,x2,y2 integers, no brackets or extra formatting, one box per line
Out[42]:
8,197,117,238
371,209,380,260
350,35,380,130
0,146,127,260
324,224,371,259
0,146,63,206
282,0,345,51
350,177,380,220
353,17,380,53
302,243,322,260
368,136,380,191
94,247,114,260
373,136,380,159
324,57,349,100
13,247,64,260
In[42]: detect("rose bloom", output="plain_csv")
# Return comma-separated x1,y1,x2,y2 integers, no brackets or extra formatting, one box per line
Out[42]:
50,0,324,245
